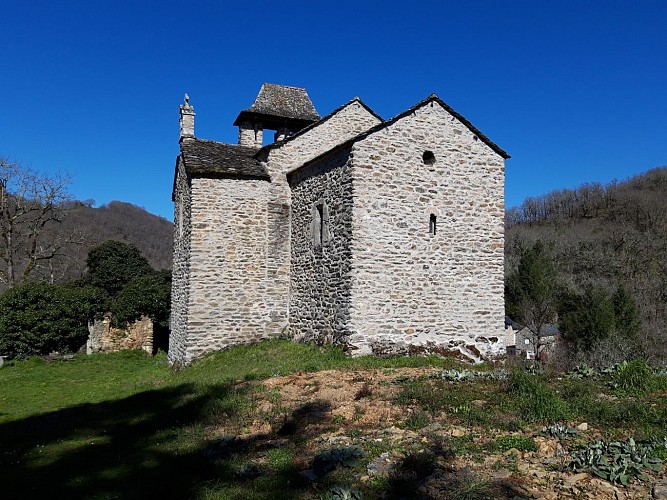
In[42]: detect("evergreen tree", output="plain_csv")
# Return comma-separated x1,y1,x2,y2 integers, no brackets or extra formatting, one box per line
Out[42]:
505,240,559,356
612,285,640,337
559,286,616,351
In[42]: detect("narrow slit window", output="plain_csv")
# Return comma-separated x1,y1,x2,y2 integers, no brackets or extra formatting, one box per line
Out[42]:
317,203,324,245
313,203,324,247
429,213,437,235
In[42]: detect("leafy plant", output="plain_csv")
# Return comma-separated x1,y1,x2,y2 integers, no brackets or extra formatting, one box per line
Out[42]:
312,446,365,477
506,371,570,423
543,423,577,439
609,359,656,395
570,438,663,485
0,281,104,358
404,410,430,430
494,435,537,452
432,368,508,382
322,484,363,500
567,364,597,380
110,269,171,329
83,240,153,296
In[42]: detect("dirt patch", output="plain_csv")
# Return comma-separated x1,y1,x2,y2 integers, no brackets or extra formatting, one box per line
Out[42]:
209,367,659,499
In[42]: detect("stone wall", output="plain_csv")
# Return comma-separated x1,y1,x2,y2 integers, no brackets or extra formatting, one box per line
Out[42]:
168,158,192,365
87,315,153,354
256,99,382,349
182,176,272,363
263,99,381,176
288,146,355,344
347,102,505,361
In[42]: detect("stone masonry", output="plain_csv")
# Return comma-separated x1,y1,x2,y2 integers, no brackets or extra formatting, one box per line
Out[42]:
169,84,509,365
87,315,153,354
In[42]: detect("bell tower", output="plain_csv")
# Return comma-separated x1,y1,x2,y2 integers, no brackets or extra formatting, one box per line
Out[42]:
234,83,320,148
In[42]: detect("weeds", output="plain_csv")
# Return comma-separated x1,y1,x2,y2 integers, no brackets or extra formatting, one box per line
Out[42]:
610,359,656,395
403,410,430,430
493,435,537,452
506,371,570,423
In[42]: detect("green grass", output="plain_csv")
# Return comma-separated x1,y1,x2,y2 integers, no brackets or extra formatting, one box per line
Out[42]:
1,340,666,499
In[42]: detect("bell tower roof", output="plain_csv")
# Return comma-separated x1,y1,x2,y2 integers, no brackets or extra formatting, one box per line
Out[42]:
233,83,320,131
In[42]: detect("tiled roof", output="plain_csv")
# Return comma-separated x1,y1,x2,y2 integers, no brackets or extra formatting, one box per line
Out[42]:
179,139,269,179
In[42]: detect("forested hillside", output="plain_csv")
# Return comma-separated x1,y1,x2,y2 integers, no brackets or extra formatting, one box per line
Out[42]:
505,167,667,362
1,200,173,292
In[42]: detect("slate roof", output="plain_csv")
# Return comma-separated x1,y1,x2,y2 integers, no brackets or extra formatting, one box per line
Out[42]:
287,94,510,177
179,139,269,180
233,83,320,130
355,94,510,159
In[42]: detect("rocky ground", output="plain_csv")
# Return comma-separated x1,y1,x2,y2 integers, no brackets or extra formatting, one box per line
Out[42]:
211,368,666,499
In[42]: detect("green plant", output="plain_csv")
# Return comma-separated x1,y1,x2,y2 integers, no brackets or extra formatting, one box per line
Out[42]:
83,240,153,296
567,364,597,379
494,435,537,452
266,448,294,472
543,424,577,439
432,368,508,382
322,484,363,500
0,281,104,359
609,359,656,395
404,410,430,430
506,371,570,423
312,446,365,477
570,438,663,485
110,269,171,329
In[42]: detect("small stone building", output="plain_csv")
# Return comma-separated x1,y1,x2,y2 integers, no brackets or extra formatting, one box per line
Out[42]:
169,84,509,366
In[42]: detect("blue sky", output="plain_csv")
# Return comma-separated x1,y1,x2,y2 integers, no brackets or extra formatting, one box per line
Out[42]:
1,1,665,221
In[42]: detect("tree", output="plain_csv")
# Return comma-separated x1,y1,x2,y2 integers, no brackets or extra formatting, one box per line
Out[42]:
505,240,559,357
612,285,640,338
111,269,172,329
84,240,153,296
0,157,75,288
559,286,616,352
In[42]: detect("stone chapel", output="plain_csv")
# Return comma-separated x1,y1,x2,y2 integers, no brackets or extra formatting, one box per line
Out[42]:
169,83,509,366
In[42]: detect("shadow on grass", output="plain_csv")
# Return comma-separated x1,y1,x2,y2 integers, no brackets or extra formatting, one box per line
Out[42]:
0,383,231,499
0,386,342,500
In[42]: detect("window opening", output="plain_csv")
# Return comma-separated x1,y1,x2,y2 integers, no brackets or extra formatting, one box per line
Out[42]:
423,151,436,165
313,203,324,246
429,213,437,235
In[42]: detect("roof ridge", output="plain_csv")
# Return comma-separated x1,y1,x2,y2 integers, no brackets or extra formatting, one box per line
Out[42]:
256,96,382,155
286,93,510,176
341,93,509,159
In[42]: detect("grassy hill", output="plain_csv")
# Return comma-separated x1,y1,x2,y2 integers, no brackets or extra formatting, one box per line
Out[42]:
1,341,665,499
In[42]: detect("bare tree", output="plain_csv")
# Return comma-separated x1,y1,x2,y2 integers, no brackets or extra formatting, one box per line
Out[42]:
0,157,74,288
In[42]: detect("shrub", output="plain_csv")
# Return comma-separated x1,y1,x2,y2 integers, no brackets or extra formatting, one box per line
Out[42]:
110,270,171,328
0,282,103,359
